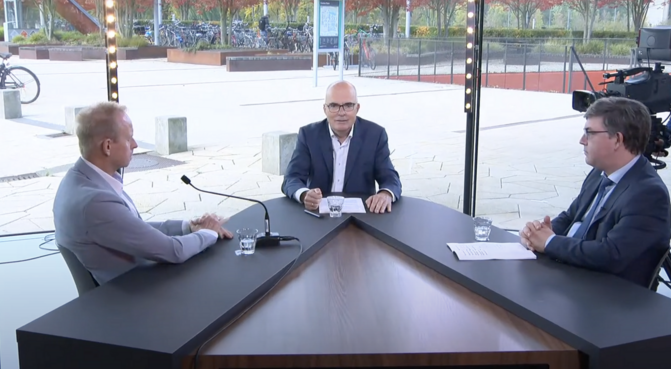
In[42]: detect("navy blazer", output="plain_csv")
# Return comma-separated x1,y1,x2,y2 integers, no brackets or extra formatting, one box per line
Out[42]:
546,156,671,288
281,117,402,200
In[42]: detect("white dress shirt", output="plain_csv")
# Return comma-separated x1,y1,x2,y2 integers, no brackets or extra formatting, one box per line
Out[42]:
82,158,215,237
545,155,640,246
293,124,396,203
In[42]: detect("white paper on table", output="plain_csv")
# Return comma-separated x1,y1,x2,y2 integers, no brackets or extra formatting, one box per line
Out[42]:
446,242,537,260
319,197,367,214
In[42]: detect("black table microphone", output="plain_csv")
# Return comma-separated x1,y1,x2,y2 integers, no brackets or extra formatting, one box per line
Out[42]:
180,175,281,247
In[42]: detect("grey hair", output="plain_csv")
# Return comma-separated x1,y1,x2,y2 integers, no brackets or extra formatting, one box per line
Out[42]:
75,101,127,158
584,97,650,155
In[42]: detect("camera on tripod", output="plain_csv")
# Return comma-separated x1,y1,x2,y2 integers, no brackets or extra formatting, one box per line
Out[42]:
571,26,671,170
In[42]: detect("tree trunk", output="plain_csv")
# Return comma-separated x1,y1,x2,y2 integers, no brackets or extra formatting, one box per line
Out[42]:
219,3,228,45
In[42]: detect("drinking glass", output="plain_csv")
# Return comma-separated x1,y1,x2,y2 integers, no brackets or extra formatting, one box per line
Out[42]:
473,217,492,241
236,228,258,255
326,196,345,217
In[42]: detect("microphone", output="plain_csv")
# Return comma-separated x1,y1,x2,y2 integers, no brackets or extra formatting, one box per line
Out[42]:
180,175,280,247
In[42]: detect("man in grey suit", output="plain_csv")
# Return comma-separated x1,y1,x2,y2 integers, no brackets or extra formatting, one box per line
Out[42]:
521,97,671,288
53,102,233,286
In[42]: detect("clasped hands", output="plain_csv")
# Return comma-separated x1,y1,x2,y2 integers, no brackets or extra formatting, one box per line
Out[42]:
519,215,554,253
302,188,392,214
190,213,233,239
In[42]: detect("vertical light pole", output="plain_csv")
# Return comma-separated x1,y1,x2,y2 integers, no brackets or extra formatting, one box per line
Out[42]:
105,0,119,103
105,0,121,177
462,0,484,216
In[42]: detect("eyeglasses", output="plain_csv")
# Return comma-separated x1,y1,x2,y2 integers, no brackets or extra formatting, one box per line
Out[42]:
583,129,610,137
325,103,357,112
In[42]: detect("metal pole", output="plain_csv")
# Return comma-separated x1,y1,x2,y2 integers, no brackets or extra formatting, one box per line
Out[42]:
417,39,421,82
264,0,268,16
463,0,485,216
522,44,527,90
312,0,319,87
405,0,411,38
338,0,345,81
153,0,160,45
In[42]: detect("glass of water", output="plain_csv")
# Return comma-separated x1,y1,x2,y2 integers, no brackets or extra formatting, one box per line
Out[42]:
236,228,258,255
473,217,492,242
326,196,345,217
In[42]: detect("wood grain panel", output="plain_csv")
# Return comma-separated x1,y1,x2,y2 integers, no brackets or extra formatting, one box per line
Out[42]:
183,225,585,369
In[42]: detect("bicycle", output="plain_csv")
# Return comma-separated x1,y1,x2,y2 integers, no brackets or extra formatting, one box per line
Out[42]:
0,53,41,104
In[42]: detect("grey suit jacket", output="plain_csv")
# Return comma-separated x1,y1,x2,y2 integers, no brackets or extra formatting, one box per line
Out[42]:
53,158,218,285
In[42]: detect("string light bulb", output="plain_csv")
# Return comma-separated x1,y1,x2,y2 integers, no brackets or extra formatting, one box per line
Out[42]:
105,0,119,103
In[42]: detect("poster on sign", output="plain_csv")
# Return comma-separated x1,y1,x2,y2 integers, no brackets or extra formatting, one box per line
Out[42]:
317,0,342,52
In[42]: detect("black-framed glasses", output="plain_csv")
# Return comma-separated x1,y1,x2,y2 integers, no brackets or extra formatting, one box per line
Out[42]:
325,103,357,112
583,129,610,137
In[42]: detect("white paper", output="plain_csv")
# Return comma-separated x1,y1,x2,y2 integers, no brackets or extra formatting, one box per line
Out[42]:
319,197,367,214
446,242,537,260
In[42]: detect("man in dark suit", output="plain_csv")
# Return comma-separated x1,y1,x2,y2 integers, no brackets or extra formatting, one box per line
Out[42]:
521,97,671,288
281,81,402,213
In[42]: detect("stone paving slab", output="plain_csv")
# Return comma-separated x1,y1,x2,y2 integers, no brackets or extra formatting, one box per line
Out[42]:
2,58,671,235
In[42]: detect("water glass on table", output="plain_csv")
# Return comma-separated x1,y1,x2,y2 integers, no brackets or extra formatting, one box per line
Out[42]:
473,217,492,241
236,228,258,255
326,196,345,217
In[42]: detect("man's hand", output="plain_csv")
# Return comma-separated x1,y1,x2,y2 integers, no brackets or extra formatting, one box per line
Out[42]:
301,188,322,211
191,213,233,239
519,215,553,252
366,191,392,214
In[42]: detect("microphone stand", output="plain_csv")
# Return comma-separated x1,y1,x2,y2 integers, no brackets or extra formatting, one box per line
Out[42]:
181,175,281,247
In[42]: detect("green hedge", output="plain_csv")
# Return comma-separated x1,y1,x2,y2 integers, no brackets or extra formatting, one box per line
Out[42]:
132,20,637,40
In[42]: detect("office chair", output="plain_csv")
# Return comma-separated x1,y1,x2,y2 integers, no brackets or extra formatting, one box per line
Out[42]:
656,248,671,290
57,243,99,296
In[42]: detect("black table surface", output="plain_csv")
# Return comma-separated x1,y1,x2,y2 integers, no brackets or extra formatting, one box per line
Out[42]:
16,195,671,369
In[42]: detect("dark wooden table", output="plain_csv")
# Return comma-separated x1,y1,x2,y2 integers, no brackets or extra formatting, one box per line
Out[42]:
16,196,671,369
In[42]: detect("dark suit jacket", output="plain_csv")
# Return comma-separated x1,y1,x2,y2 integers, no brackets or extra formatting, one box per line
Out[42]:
281,117,402,200
546,155,671,288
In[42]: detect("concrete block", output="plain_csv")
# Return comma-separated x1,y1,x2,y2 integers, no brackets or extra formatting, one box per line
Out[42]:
262,131,297,175
0,89,22,119
64,105,87,135
155,116,187,155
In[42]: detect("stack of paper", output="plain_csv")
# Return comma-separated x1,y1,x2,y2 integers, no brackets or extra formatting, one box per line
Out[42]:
446,242,537,260
318,197,367,214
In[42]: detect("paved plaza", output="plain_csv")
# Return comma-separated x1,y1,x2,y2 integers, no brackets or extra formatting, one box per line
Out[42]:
2,57,671,235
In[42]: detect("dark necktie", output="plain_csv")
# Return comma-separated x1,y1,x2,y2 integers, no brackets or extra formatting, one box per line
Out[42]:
573,176,614,239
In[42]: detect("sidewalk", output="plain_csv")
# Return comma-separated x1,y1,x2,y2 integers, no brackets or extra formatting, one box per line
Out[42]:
2,58,668,235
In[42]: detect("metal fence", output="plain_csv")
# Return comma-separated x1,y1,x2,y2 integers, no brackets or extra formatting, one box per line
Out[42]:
357,37,636,93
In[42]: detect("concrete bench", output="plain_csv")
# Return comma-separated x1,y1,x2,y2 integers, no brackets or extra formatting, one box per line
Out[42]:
64,105,88,135
155,116,187,155
0,90,22,119
262,131,297,176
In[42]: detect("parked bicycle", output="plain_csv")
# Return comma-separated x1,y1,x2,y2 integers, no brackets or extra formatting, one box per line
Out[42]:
0,53,40,104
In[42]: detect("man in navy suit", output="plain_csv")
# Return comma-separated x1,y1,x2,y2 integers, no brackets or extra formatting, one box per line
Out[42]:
521,97,671,288
281,81,402,213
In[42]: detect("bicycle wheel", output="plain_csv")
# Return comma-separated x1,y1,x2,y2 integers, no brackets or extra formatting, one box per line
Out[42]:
5,66,40,104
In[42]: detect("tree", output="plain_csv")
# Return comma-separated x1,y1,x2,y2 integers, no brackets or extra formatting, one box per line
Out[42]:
495,0,558,29
564,0,615,42
32,0,56,40
116,0,154,38
347,0,374,23
199,0,258,45
364,0,427,40
612,0,653,32
165,0,193,20
426,0,459,36
271,0,302,22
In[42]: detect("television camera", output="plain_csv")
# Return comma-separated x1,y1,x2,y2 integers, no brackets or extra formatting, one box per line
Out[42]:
571,26,671,170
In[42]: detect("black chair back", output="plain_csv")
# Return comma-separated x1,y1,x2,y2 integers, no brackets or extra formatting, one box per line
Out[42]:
57,243,99,296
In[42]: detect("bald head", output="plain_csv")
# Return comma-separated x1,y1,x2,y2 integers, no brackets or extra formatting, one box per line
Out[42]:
323,81,360,139
325,81,358,103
